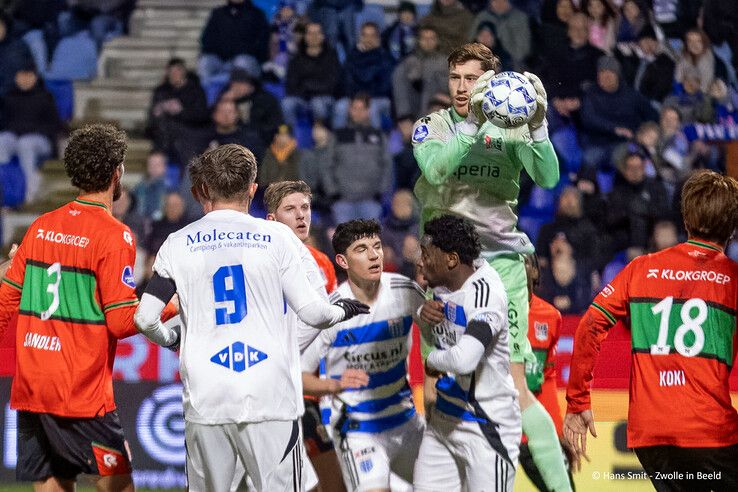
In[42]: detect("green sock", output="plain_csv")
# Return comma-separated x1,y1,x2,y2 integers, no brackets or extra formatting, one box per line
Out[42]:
522,401,572,492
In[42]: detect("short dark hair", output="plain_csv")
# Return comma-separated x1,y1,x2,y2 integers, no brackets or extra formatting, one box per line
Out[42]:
64,124,127,193
263,180,312,214
447,43,500,72
423,215,481,266
361,21,380,34
332,219,382,255
681,170,738,245
167,57,185,68
189,144,257,202
351,92,371,108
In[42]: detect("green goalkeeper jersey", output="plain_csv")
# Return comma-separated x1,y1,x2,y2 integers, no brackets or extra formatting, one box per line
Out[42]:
412,107,560,259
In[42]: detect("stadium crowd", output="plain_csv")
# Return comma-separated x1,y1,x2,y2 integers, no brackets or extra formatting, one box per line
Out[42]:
1,0,738,315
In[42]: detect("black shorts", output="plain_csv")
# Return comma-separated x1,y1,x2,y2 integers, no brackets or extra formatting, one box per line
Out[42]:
301,399,334,458
635,444,738,492
16,410,132,482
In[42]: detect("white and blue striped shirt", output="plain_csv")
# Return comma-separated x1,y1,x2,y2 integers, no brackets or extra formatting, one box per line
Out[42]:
301,273,424,435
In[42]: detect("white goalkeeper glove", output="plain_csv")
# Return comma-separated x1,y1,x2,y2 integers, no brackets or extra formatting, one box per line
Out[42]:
524,71,549,142
467,70,495,128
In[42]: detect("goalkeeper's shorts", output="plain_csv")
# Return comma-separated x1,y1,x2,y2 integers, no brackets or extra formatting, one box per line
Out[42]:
487,253,535,365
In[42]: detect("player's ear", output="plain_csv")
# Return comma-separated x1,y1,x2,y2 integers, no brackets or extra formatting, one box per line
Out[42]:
446,252,459,270
249,183,258,198
335,253,349,271
266,213,275,221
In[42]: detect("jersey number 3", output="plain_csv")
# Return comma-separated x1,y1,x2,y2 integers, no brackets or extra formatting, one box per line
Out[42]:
213,264,247,325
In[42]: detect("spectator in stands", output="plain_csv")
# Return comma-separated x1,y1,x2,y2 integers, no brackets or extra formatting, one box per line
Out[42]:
580,55,658,170
617,25,675,103
258,124,300,187
146,58,209,162
420,0,474,55
144,191,188,275
583,0,617,54
392,115,421,190
539,13,605,172
392,26,447,119
474,21,513,71
174,98,266,186
0,12,33,96
655,105,690,184
0,64,63,202
326,93,392,223
606,151,670,252
674,28,719,93
651,0,700,43
333,22,393,129
615,0,648,43
649,219,679,252
308,0,362,58
112,185,148,246
60,0,134,47
382,188,420,278
469,0,531,70
382,1,417,63
268,0,301,80
133,151,168,222
282,22,340,128
537,0,576,61
538,234,594,314
198,0,270,83
574,167,609,233
218,68,284,147
536,186,602,270
299,121,333,215
663,66,714,124
701,0,738,76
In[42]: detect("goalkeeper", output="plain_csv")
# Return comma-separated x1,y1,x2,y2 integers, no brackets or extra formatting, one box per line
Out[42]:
412,43,571,491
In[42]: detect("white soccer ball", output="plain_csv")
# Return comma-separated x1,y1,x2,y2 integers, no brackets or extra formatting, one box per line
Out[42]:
480,71,538,129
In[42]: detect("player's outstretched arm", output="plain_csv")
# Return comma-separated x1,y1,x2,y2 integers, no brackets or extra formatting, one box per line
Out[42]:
302,368,370,398
0,244,18,279
518,72,559,189
134,273,180,349
427,319,494,374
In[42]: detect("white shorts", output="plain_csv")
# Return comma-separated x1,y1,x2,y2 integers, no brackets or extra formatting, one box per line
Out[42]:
413,406,522,492
336,413,425,492
186,419,306,492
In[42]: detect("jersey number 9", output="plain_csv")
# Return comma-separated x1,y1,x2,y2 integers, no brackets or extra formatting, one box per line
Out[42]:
213,264,247,325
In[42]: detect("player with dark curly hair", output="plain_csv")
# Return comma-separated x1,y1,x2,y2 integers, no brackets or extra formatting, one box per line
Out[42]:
415,214,522,491
0,124,176,491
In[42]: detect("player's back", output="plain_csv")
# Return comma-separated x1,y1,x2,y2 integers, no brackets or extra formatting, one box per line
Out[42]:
7,199,137,417
155,210,306,424
617,240,738,447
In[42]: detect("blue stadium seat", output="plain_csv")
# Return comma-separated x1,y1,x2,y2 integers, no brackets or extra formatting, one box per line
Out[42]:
165,165,182,190
527,185,557,214
294,114,313,149
46,30,98,81
518,214,547,246
355,3,386,32
45,79,74,121
416,4,431,18
263,81,286,100
0,157,26,208
205,77,229,106
596,171,615,195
